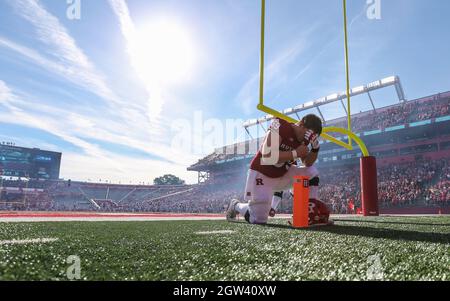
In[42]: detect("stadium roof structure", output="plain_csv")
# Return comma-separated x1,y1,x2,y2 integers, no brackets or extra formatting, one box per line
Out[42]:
242,75,406,137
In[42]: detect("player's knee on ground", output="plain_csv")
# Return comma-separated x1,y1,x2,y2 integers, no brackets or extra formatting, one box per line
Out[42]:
244,209,263,224
248,209,270,224
248,200,271,224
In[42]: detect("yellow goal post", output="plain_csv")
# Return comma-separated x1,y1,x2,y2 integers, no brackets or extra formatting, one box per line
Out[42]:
257,0,369,157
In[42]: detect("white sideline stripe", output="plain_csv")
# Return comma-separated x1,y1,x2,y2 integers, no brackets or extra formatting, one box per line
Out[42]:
0,216,226,223
0,238,59,246
195,230,235,235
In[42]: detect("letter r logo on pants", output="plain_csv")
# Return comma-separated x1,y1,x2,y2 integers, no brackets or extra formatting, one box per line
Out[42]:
256,178,264,186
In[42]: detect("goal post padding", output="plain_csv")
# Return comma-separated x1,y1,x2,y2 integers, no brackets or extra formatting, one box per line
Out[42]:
360,156,379,216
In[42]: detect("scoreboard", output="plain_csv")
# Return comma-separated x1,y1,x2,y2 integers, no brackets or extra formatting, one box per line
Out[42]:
0,145,61,180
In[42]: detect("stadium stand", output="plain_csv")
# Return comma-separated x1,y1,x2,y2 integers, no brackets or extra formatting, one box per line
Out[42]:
328,92,449,133
0,91,449,214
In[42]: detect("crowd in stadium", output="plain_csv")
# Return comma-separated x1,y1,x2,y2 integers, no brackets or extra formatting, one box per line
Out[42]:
425,162,450,205
329,94,449,133
130,186,241,213
1,157,448,213
315,158,449,213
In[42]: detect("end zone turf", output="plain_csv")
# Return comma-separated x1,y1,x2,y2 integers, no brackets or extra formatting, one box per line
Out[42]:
0,215,448,280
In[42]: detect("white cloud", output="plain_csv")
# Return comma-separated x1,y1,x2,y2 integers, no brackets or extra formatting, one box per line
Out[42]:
0,91,198,165
0,80,199,183
0,1,203,183
235,38,308,115
61,151,197,184
0,80,13,102
293,7,367,84
107,0,154,111
0,98,197,183
5,0,122,106
233,19,324,116
107,0,136,51
0,133,59,153
108,0,187,120
0,105,198,184
0,37,117,107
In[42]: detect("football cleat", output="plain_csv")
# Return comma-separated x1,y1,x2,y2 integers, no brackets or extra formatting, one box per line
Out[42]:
226,199,240,221
268,208,276,218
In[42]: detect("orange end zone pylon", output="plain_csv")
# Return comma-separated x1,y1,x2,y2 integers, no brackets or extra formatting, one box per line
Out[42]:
292,176,309,228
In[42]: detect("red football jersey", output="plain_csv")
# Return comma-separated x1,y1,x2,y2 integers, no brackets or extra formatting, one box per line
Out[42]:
250,118,308,178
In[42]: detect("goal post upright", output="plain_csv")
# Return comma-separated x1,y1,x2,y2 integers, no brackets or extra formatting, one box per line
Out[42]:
343,0,352,147
259,0,266,108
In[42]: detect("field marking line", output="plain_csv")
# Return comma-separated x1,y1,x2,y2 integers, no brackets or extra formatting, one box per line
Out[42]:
0,237,59,246
195,230,235,235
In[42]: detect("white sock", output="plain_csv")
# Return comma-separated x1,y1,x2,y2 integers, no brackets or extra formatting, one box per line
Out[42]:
310,186,319,200
235,203,249,216
271,195,282,210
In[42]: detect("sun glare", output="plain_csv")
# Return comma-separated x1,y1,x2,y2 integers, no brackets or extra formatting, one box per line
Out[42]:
131,20,195,85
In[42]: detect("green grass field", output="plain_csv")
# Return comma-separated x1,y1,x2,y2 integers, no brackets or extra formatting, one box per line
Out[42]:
0,216,449,281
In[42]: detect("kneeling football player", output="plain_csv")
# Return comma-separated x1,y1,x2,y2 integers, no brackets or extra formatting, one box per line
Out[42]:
226,114,332,225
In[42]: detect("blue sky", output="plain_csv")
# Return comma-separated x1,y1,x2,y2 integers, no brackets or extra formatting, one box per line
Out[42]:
0,0,449,184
